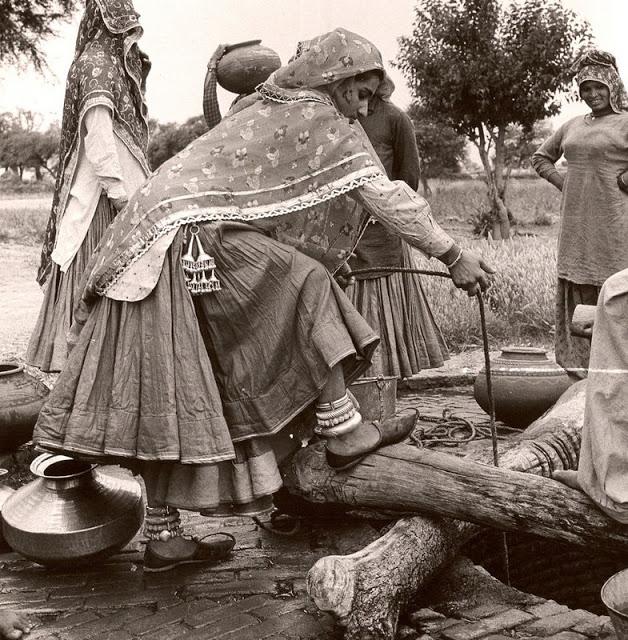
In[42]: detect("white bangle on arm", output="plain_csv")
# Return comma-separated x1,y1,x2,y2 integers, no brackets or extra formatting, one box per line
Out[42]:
444,248,464,269
620,173,628,188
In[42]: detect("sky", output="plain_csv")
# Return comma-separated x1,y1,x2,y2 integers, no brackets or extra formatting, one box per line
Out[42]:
1,0,628,128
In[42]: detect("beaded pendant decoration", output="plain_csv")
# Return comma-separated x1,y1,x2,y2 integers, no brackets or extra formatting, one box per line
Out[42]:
182,224,221,295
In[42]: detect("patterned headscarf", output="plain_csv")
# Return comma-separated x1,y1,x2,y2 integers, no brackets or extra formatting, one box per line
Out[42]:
290,30,395,102
575,49,628,113
85,28,387,298
37,0,151,286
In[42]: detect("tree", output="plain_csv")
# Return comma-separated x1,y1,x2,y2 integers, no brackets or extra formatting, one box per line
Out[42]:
0,0,78,70
0,111,59,179
147,115,209,170
503,119,555,177
397,0,591,238
408,103,467,196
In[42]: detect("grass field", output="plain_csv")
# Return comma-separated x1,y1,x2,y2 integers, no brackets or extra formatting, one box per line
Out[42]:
0,177,562,354
408,177,561,352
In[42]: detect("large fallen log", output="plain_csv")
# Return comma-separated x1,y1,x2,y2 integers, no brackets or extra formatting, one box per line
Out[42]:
282,380,588,639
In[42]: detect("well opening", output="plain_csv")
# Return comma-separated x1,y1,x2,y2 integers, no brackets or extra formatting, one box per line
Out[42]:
464,529,626,615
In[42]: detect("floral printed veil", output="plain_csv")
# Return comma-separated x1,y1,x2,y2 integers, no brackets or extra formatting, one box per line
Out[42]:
37,0,150,285
87,28,388,299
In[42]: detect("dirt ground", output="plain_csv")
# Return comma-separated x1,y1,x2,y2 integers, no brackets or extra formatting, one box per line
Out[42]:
0,242,43,362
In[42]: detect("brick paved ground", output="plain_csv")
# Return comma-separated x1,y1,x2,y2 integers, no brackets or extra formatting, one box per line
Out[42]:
0,379,619,639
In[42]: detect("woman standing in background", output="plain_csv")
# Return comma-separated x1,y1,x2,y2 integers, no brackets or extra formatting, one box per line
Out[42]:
532,49,628,378
27,0,151,372
348,81,449,378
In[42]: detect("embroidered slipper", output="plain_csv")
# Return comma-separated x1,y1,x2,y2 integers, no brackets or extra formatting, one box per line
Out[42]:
143,532,236,573
325,414,416,472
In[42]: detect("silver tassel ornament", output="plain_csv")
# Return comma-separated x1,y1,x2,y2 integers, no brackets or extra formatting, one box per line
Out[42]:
182,224,221,295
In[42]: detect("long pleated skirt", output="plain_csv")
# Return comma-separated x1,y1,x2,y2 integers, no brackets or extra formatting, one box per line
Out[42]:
34,222,379,513
26,195,116,372
347,244,448,378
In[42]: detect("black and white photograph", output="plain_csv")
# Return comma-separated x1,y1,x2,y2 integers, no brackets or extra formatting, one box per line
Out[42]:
0,1,627,638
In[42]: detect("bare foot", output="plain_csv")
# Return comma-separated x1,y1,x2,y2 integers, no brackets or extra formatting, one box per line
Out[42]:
552,470,583,491
0,611,32,639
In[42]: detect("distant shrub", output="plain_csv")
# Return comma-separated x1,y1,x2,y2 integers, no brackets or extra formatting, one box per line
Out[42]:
412,236,557,352
0,204,49,245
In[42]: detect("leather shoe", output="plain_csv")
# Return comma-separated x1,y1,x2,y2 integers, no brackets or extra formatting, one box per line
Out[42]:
143,532,235,573
326,414,415,472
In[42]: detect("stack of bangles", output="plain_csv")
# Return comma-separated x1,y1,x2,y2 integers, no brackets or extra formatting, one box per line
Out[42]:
144,505,183,542
314,393,361,437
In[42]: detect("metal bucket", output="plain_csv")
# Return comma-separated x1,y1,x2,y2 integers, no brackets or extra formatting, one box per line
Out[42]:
601,568,628,640
348,376,397,422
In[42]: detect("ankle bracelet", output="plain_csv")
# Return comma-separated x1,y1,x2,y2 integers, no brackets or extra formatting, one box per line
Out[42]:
144,506,183,541
314,411,362,438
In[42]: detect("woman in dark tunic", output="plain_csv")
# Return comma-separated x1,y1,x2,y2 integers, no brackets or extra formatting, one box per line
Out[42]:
348,82,448,377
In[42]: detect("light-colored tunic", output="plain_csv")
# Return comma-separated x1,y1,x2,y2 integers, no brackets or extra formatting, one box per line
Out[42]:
532,113,628,286
578,268,628,522
51,105,147,272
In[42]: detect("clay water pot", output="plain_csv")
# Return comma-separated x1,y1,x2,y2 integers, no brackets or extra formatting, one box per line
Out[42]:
0,362,50,453
473,347,571,429
217,43,281,94
2,454,143,567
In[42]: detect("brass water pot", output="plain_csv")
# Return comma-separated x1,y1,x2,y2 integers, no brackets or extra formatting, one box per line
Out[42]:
2,454,143,567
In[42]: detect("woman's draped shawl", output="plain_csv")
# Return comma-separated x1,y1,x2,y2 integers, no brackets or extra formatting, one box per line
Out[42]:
87,28,388,299
37,0,150,286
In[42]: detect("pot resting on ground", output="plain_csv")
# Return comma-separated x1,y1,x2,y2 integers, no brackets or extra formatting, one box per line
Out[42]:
1,454,143,567
0,363,49,453
473,347,571,428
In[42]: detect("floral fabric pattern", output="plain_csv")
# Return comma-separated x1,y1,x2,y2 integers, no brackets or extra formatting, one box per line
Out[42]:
37,0,150,285
86,28,391,298
277,28,388,90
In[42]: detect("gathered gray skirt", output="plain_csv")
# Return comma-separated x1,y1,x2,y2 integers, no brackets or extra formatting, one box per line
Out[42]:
34,222,378,513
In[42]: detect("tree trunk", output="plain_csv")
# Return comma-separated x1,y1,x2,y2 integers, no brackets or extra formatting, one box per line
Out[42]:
420,172,432,198
475,125,510,240
284,382,588,639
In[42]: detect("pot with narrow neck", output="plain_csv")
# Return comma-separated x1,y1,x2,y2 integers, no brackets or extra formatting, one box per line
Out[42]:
1,454,143,566
473,347,572,429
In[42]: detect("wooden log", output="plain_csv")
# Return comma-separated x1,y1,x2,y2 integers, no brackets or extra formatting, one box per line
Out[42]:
293,437,628,553
282,381,588,639
307,516,472,638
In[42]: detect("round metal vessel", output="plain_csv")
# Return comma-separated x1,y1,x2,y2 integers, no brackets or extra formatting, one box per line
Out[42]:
2,454,143,567
473,346,571,429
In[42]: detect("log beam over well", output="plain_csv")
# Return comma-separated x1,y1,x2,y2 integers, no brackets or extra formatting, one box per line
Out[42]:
282,380,589,639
